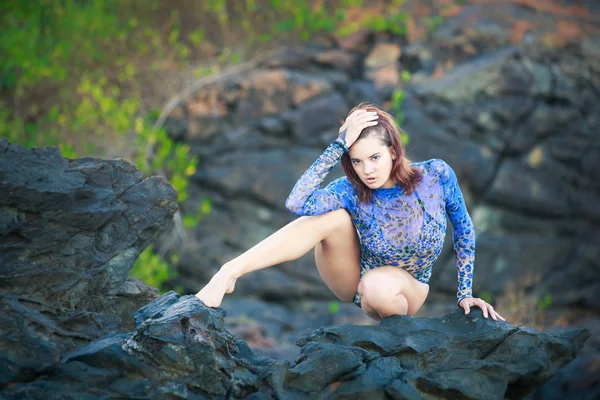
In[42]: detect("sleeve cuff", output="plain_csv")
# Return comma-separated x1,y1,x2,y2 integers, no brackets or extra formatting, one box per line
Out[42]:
331,140,349,153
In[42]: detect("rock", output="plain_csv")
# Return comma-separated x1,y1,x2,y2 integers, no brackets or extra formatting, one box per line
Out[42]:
336,28,372,52
263,47,314,70
526,352,600,400
0,139,176,385
364,43,402,98
346,80,382,107
401,43,436,75
220,297,374,360
313,49,357,74
296,310,589,400
486,158,575,217
284,92,349,146
364,43,402,70
434,232,572,296
166,68,337,146
1,292,589,399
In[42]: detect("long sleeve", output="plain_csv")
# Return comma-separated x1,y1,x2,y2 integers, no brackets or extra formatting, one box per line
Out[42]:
285,141,355,216
440,161,475,306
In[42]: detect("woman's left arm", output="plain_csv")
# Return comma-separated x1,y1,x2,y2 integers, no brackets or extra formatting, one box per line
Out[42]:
441,161,505,321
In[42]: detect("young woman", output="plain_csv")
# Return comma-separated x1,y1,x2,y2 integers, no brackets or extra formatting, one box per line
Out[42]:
196,104,505,322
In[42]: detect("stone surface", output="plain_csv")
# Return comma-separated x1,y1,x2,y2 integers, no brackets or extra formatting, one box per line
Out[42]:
1,291,590,399
526,351,600,400
0,139,176,385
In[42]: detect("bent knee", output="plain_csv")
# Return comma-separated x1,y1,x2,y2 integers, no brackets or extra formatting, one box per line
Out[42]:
358,270,402,307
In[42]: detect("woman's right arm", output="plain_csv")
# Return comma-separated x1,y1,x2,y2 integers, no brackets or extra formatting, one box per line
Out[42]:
286,108,378,216
285,141,354,216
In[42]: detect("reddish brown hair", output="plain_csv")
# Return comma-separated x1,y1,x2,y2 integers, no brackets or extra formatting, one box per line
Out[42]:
340,103,422,203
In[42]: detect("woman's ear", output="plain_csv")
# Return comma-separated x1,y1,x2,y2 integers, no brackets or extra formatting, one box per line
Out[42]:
390,146,397,161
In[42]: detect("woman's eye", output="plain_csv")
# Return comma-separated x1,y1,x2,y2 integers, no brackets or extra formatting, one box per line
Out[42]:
352,160,361,165
372,155,380,160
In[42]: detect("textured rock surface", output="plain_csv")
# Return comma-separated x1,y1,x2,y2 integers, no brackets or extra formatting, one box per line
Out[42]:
526,351,600,400
1,291,590,399
0,139,177,385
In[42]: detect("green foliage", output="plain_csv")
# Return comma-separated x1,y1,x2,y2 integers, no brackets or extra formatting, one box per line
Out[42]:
536,293,552,311
423,15,444,34
183,198,213,229
133,120,198,203
479,291,493,304
390,85,410,146
192,0,413,44
130,245,173,293
362,11,408,36
328,300,340,314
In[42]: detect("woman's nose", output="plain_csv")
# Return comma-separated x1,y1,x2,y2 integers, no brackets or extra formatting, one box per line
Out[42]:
363,163,374,174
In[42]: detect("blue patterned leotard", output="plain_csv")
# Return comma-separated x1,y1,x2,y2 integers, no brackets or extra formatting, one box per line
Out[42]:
285,141,475,308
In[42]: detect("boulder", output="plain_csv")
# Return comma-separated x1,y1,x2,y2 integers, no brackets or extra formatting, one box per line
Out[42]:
0,139,177,385
1,291,590,399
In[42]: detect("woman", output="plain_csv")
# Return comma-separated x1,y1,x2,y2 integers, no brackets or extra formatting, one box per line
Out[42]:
196,103,505,322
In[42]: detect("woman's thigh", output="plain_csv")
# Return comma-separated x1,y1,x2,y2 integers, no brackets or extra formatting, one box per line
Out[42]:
358,266,430,316
313,209,361,302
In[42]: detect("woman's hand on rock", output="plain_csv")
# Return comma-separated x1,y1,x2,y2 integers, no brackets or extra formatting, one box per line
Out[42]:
336,109,379,148
459,297,506,321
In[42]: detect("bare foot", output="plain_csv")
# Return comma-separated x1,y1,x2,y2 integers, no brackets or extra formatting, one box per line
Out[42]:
195,269,237,308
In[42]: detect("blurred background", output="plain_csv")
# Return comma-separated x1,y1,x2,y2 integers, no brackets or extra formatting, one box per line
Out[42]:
2,0,599,359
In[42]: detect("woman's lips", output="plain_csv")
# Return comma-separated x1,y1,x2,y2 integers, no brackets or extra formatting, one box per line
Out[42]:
366,177,377,184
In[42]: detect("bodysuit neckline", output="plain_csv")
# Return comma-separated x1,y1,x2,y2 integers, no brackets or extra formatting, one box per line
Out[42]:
372,183,405,199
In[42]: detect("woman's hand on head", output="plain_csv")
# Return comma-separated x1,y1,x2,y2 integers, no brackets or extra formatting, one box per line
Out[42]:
337,109,379,148
459,297,506,321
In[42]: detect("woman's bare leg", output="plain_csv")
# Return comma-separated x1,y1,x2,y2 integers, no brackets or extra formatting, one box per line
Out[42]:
195,209,361,307
357,266,430,321
314,210,360,302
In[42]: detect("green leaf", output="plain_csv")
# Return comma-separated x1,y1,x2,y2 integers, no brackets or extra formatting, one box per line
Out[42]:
328,301,340,314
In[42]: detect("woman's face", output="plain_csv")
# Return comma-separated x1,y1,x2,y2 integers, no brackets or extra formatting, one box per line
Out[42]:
348,136,396,189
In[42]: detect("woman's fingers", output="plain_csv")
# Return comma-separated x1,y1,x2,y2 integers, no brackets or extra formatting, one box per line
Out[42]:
481,301,506,321
487,305,506,321
488,304,496,320
461,298,506,322
348,110,377,122
340,110,374,131
478,299,489,318
339,110,379,147
494,309,506,321
352,114,378,127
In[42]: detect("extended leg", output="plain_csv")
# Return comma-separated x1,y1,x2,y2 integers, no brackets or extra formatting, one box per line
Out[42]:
196,209,361,307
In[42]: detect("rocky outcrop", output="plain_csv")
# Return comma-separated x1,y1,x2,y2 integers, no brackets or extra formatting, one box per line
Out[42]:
0,138,593,399
0,139,177,385
165,1,600,321
526,351,600,400
1,291,590,399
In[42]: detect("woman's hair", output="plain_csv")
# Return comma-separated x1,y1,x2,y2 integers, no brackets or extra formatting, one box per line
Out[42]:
340,103,422,203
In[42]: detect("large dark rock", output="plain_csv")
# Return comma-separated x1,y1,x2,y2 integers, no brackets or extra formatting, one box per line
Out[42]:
0,139,177,385
526,351,600,400
1,291,590,399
